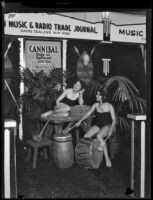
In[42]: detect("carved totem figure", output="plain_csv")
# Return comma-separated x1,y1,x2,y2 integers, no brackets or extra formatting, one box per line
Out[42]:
74,46,95,86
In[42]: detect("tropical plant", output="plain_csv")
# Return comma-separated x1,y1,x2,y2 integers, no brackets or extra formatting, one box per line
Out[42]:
85,76,146,133
20,67,74,119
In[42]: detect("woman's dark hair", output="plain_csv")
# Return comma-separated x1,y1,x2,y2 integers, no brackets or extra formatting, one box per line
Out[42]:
97,88,109,102
78,80,86,89
71,80,86,90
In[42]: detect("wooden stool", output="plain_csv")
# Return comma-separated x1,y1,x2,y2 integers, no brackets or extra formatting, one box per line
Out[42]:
26,138,52,168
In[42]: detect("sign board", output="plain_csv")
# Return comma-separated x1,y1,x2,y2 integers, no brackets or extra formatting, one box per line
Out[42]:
110,23,146,44
25,40,61,73
4,13,103,41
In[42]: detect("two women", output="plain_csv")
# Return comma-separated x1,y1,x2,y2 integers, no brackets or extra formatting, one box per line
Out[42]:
75,89,116,167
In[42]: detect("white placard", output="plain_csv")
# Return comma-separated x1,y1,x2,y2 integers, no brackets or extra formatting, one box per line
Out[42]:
4,13,103,41
110,23,146,44
25,40,61,73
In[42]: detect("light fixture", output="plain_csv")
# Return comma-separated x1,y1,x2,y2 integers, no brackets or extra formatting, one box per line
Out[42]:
102,58,111,76
102,12,111,37
102,12,111,20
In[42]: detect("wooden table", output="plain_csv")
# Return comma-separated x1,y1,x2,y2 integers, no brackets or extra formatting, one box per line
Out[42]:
40,114,94,143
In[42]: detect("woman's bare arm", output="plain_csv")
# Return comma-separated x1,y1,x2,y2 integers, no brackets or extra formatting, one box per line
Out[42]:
56,89,69,105
78,89,85,105
107,104,116,138
75,103,97,127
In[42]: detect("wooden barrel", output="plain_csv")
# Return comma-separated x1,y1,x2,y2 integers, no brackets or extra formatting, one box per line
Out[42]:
53,134,74,168
75,138,103,169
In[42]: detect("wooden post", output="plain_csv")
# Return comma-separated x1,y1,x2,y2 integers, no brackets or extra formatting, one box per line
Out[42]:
4,120,17,198
127,114,147,198
131,120,135,197
4,129,10,198
140,121,145,198
62,39,67,91
140,44,146,76
18,37,26,140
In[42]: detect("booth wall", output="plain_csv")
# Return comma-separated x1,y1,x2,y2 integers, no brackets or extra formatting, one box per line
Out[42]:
67,40,146,103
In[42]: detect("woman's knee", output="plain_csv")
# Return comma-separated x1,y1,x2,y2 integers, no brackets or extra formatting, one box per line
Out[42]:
84,126,99,138
96,132,104,141
99,126,110,137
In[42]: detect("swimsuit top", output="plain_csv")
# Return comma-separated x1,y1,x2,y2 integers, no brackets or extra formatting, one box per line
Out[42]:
61,96,79,106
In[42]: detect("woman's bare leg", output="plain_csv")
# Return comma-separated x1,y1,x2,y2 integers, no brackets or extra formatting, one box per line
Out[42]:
84,125,100,138
97,126,112,167
54,103,71,113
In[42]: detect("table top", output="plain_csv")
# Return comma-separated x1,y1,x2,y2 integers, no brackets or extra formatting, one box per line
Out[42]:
40,113,94,124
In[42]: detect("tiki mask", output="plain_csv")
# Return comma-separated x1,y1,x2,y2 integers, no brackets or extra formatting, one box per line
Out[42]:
74,46,95,86
83,54,90,65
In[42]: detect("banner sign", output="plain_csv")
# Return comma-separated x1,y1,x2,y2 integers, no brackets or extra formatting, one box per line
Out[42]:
4,13,103,41
25,40,61,73
110,24,146,44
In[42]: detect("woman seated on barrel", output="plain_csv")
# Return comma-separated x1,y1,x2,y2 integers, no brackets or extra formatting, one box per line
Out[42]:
75,89,116,167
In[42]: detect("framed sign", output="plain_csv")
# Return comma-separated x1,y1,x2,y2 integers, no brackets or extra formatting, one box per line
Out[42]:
24,39,61,73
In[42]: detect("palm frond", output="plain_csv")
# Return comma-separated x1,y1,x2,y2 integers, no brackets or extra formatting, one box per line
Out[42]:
90,46,95,57
118,116,130,131
133,96,146,114
74,46,80,57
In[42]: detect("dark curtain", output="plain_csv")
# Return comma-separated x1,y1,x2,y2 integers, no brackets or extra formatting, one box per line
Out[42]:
67,40,146,102
110,43,146,98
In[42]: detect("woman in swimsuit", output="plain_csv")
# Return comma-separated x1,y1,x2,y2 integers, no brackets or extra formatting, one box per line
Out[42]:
41,80,85,117
54,80,85,114
53,80,85,133
75,89,116,167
